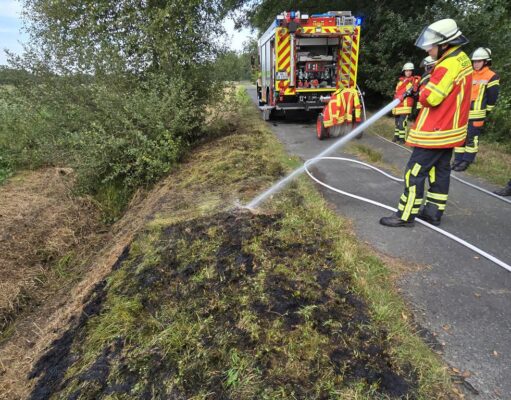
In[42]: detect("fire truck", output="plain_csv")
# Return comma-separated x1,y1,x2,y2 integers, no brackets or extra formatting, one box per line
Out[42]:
257,10,363,130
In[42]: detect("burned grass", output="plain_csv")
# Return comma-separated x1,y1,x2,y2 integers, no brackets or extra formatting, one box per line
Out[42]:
28,210,418,399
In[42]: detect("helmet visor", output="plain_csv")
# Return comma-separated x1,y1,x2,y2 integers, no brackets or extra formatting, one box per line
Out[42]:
415,26,446,50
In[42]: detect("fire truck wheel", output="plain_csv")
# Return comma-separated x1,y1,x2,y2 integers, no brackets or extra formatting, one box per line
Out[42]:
316,114,329,140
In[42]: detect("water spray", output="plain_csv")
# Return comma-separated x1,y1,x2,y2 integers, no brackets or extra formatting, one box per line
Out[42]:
246,98,401,209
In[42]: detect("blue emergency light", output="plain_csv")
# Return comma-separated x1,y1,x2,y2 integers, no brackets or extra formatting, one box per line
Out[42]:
290,11,296,19
356,17,362,26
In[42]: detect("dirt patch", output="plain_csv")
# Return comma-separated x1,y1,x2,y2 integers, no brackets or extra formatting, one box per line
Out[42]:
28,211,418,399
0,168,103,333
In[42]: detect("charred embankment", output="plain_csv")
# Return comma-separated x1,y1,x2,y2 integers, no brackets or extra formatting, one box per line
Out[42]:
29,210,416,399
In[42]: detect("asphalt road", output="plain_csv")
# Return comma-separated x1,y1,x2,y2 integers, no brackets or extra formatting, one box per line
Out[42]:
247,86,511,400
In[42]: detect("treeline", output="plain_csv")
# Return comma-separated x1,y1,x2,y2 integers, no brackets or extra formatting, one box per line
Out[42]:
237,0,511,143
0,67,35,85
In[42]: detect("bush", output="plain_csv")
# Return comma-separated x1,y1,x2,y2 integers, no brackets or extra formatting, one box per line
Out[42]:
485,91,511,148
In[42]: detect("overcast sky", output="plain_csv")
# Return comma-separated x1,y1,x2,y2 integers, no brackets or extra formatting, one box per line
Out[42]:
0,0,253,66
0,0,26,65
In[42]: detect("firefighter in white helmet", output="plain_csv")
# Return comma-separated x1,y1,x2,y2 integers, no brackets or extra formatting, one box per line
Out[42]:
452,47,500,171
381,19,472,227
413,56,436,120
392,62,420,143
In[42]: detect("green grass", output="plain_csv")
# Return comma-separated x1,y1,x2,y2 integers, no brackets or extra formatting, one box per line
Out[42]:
30,88,452,399
347,143,384,164
0,149,12,185
464,139,511,186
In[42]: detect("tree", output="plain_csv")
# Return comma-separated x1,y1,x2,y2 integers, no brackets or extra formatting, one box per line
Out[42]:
1,0,240,203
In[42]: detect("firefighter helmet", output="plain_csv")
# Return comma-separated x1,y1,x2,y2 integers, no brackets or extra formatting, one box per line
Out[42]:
402,62,414,71
415,19,468,51
471,47,491,61
419,56,435,68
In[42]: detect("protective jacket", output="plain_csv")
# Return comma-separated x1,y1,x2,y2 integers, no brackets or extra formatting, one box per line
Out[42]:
416,72,431,111
323,88,362,128
469,66,499,123
393,76,420,115
408,46,473,148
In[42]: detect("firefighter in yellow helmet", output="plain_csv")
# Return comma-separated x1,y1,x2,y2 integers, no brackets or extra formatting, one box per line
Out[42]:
380,19,472,227
392,62,420,143
452,47,500,171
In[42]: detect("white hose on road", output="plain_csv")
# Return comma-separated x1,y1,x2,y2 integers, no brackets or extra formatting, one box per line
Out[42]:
304,156,511,273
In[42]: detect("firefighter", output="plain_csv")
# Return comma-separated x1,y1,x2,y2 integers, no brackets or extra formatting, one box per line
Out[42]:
413,56,435,119
494,180,511,196
452,47,500,171
392,62,419,144
380,18,472,227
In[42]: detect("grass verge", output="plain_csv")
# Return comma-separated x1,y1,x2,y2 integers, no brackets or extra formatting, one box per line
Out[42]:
27,88,452,399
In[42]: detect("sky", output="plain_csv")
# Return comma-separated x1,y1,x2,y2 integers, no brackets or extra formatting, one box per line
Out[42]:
0,0,26,65
0,0,253,66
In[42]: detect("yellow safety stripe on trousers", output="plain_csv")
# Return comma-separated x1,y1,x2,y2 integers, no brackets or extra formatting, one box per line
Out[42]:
469,110,486,119
487,104,495,111
411,163,421,177
425,200,446,211
398,204,421,214
429,166,436,184
454,146,466,154
405,169,411,187
487,80,500,88
465,136,479,153
399,197,423,206
426,192,448,201
402,185,417,221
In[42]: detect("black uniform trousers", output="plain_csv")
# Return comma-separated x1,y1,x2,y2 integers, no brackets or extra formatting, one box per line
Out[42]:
394,114,408,140
396,147,453,222
454,121,481,163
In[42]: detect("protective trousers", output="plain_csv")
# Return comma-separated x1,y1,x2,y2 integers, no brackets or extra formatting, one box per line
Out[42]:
397,147,453,222
394,115,408,141
454,121,481,163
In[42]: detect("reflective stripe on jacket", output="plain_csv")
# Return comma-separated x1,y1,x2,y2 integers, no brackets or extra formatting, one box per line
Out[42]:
469,66,499,122
416,72,431,110
407,46,473,149
323,88,362,128
392,76,420,115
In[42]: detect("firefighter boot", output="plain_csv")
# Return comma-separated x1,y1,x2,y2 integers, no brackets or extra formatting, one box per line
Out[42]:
451,160,461,170
453,161,470,172
494,185,511,197
417,210,441,226
379,213,415,227
418,203,442,226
